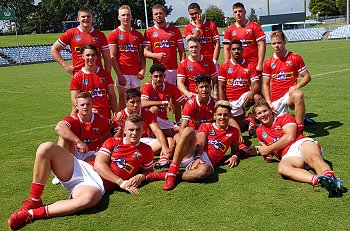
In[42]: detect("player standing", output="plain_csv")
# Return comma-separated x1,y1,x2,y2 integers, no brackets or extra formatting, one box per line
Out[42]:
108,5,146,110
51,8,111,75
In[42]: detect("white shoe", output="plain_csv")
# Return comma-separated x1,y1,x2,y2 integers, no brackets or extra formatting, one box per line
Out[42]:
52,176,60,185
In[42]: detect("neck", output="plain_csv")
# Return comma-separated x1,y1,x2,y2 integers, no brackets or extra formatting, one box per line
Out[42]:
156,21,167,28
126,107,139,115
79,113,92,123
198,95,209,105
79,25,92,32
231,57,243,64
275,49,287,59
84,65,97,73
191,54,202,62
236,18,247,27
119,24,131,31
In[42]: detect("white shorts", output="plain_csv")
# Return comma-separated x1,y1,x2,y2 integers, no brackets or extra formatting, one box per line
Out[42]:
165,69,178,85
272,92,290,117
140,137,157,146
74,150,97,161
60,157,105,196
181,151,214,171
116,75,142,89
282,138,323,160
157,117,175,130
229,92,249,117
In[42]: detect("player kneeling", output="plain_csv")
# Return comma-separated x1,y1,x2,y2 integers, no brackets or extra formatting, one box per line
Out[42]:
252,99,345,196
147,100,241,190
8,115,153,230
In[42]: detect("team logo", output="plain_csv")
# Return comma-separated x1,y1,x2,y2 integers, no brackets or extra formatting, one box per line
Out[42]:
132,151,142,160
199,35,207,44
262,131,267,139
119,35,124,40
153,93,158,100
271,62,276,69
208,139,226,152
93,127,100,133
240,38,248,47
232,30,237,36
228,68,233,74
205,27,209,32
90,87,104,98
226,133,233,137
188,66,194,71
286,61,292,66
75,35,81,41
246,29,253,34
153,32,158,37
93,37,99,42
83,79,88,85
275,126,281,130
134,36,139,40
204,64,209,69
244,68,249,74
82,138,91,143
209,130,216,136
276,71,287,80
100,77,106,82
168,31,175,35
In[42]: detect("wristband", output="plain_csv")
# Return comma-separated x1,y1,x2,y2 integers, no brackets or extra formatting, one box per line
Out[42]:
117,178,124,185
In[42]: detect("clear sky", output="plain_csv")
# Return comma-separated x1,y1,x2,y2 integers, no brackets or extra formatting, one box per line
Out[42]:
165,0,311,22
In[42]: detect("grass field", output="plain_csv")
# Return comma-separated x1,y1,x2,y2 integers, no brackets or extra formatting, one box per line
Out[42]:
1,39,350,230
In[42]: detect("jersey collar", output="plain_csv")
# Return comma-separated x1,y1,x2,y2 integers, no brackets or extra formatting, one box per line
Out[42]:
124,108,141,116
154,23,169,29
151,80,165,91
81,66,100,74
77,25,94,33
78,112,94,123
123,137,140,146
235,19,250,27
190,19,206,26
273,50,289,59
188,54,203,62
196,94,211,105
213,122,228,130
230,58,245,65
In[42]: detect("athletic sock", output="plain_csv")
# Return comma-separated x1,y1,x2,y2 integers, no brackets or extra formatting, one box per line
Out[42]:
30,206,49,219
168,162,180,175
322,170,335,178
29,182,45,201
311,175,319,186
297,122,304,132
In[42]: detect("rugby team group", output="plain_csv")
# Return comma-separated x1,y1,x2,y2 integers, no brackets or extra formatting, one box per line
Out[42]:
8,2,346,230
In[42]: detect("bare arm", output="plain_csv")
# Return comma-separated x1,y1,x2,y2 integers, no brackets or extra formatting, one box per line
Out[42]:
106,85,118,115
143,45,165,60
55,121,88,153
138,44,146,80
177,42,186,62
291,70,311,91
150,123,170,155
109,45,126,86
262,77,272,107
102,49,112,73
256,40,266,72
218,80,226,100
177,77,193,98
51,41,74,74
141,98,169,108
213,39,221,62
225,141,240,168
70,90,80,115
223,44,231,62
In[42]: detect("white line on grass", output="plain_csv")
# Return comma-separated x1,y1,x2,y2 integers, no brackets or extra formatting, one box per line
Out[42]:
0,90,23,94
313,68,350,77
300,45,350,53
0,124,55,137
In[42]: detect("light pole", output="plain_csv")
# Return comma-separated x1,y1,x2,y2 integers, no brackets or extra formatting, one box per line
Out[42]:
144,0,149,29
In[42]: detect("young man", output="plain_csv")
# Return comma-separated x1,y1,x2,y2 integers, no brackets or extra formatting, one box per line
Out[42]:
177,36,218,99
51,8,111,75
108,5,146,110
223,2,265,76
147,100,240,191
262,30,312,131
56,92,111,162
141,64,186,137
112,89,174,168
8,115,154,230
143,4,186,86
184,3,220,65
70,45,118,119
218,40,261,136
252,99,345,196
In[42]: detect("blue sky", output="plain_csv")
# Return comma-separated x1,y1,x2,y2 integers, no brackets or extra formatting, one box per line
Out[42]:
165,0,311,22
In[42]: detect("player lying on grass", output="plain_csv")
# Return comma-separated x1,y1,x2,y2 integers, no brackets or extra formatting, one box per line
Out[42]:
147,100,240,190
8,115,154,230
252,99,345,195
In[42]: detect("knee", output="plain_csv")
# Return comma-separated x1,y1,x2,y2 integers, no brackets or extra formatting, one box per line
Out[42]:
75,193,101,210
181,127,195,139
253,94,263,102
291,90,304,103
36,142,56,158
277,163,289,177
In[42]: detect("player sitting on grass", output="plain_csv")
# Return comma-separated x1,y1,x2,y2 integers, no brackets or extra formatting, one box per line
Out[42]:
252,99,345,196
147,100,241,190
112,88,174,168
8,115,154,230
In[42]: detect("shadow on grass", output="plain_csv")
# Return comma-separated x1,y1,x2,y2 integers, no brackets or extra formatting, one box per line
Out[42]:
304,113,343,138
75,192,111,216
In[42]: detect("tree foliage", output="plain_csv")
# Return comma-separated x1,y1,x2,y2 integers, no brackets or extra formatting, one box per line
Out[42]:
203,5,225,28
335,0,347,15
309,0,340,16
247,7,258,22
174,16,189,26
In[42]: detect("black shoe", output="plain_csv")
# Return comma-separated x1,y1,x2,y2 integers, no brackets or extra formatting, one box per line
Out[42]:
304,116,317,125
248,128,257,138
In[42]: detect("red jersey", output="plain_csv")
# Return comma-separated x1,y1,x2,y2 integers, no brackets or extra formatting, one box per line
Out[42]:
182,95,216,130
107,27,143,75
143,24,184,70
177,55,218,93
224,21,265,64
57,27,109,74
184,20,220,59
218,59,259,101
70,67,114,119
62,113,110,151
198,123,240,166
94,137,154,191
112,108,157,137
263,51,307,102
256,114,306,159
141,82,185,120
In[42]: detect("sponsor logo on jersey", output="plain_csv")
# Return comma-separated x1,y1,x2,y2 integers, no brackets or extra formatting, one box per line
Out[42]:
227,77,248,87
232,30,237,36
90,87,105,98
83,138,92,143
273,137,279,142
199,35,207,44
208,139,227,152
154,39,174,48
246,29,253,34
83,79,89,85
111,157,134,173
262,131,267,139
188,65,194,71
228,68,233,74
120,44,137,52
132,151,142,160
75,35,81,41
209,130,216,135
119,35,124,40
153,32,158,37
286,61,292,66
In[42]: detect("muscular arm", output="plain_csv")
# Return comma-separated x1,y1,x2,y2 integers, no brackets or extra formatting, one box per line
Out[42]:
50,41,74,74
295,70,311,89
150,123,169,154
109,45,126,86
218,80,226,100
256,40,266,72
138,45,146,79
143,45,164,60
262,77,272,106
179,119,190,135
141,98,168,108
213,39,221,62
223,44,231,62
177,77,193,98
106,85,118,115
177,43,186,62
102,49,112,73
55,121,81,144
70,90,80,115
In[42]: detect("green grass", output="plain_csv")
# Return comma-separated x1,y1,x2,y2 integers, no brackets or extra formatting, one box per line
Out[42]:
1,39,350,230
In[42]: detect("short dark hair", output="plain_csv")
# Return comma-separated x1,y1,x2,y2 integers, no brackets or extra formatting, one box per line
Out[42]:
150,63,166,74
78,8,93,16
125,89,141,101
196,74,211,85
252,99,271,118
188,3,200,11
126,114,143,124
187,36,200,44
76,92,92,100
152,4,166,13
230,39,243,47
232,2,245,10
81,44,98,55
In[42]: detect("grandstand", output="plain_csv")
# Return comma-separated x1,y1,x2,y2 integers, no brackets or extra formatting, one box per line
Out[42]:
328,25,350,39
264,27,326,43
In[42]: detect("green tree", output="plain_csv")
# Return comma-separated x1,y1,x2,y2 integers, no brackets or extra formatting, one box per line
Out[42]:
174,16,189,26
247,7,258,22
203,5,225,28
335,0,346,15
309,0,340,16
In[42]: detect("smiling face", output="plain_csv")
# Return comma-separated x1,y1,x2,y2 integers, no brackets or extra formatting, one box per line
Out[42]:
124,120,143,145
82,48,97,67
254,105,274,126
77,10,93,28
188,7,201,22
215,106,231,129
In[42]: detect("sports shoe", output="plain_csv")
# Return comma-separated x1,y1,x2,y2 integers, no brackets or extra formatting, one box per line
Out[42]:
17,199,43,213
145,171,167,182
162,174,176,191
52,176,60,185
8,210,32,230
304,116,317,125
154,157,171,169
317,175,342,194
248,127,257,138
333,178,346,193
